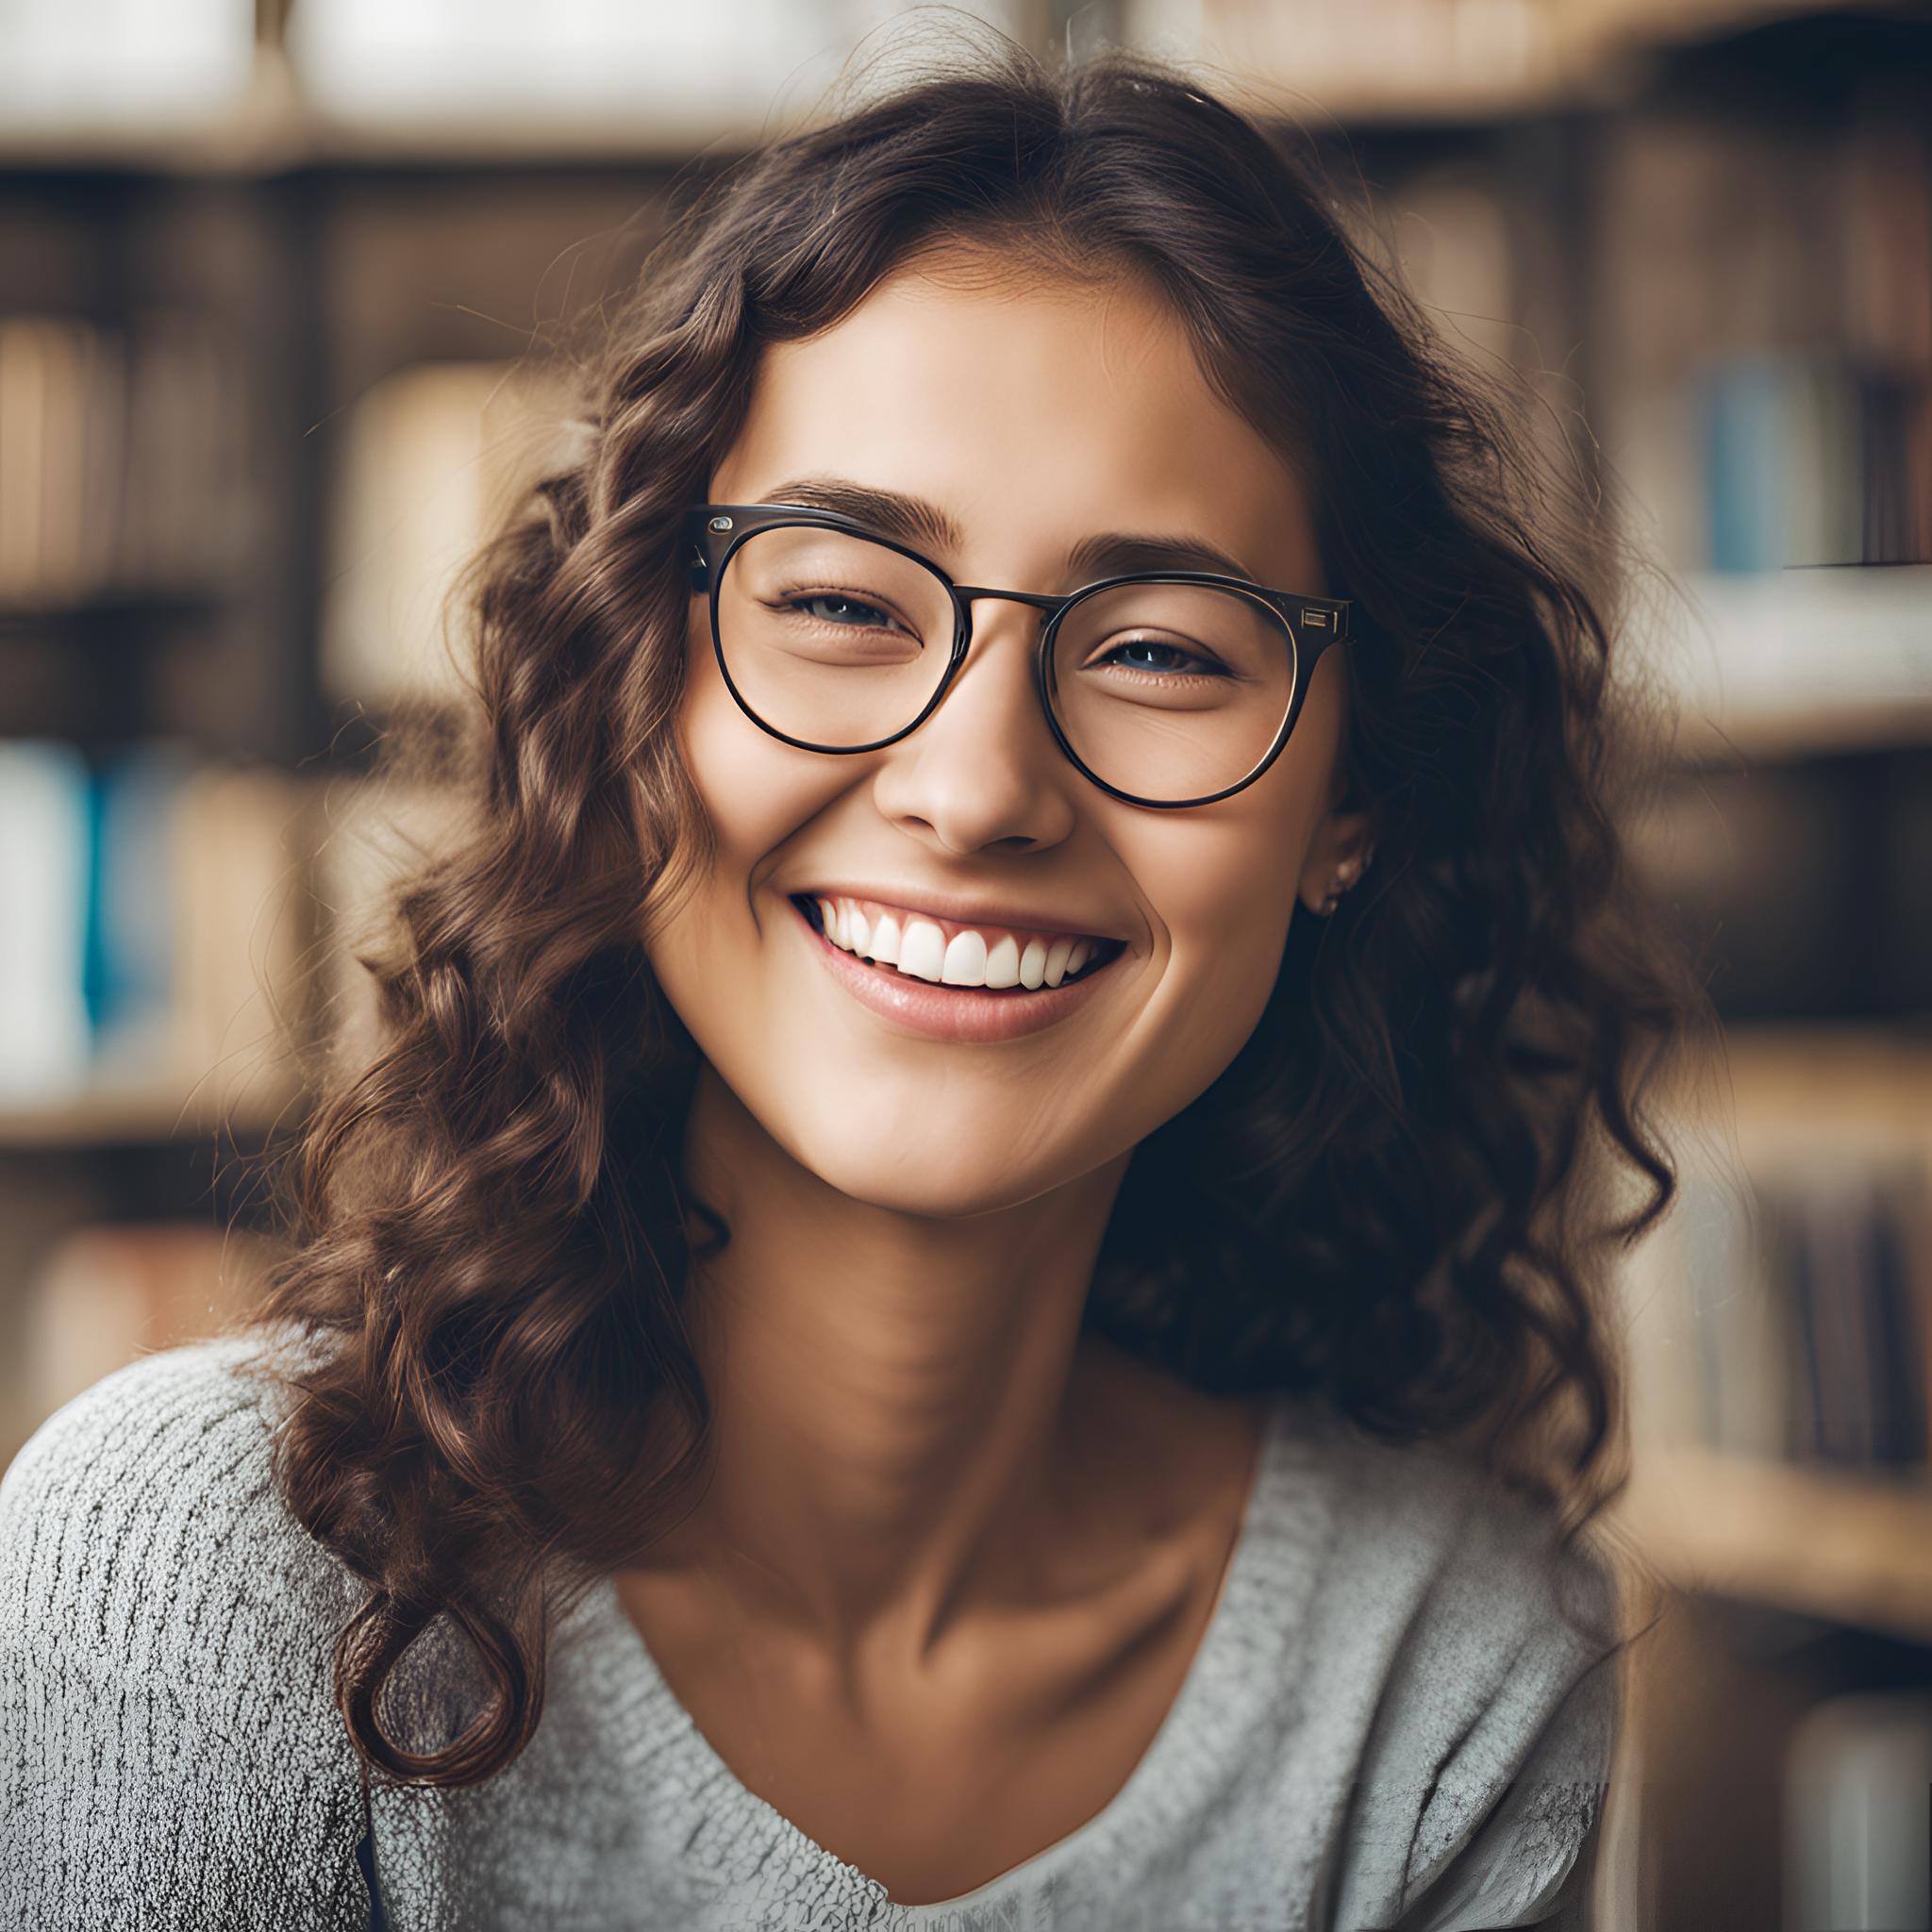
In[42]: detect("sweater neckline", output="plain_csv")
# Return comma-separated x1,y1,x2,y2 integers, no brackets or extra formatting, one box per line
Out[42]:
580,1386,1304,1920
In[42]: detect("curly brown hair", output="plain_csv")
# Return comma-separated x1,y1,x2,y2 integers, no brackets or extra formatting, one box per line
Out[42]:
240,28,1698,1789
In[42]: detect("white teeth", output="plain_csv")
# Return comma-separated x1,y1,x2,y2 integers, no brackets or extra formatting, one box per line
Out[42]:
941,929,988,986
808,894,1114,992
898,919,947,982
983,935,1021,989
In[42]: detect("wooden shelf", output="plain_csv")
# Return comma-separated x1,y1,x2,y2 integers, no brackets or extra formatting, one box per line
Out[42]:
1671,694,1932,762
1613,1441,1932,1642
0,1073,306,1150
1693,1024,1932,1150
0,1,1913,175
1659,567,1932,764
0,589,231,640
0,101,763,177
1565,0,1881,56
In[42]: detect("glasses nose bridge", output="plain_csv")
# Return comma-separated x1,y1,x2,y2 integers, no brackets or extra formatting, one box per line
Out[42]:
952,583,1065,619
947,583,1066,664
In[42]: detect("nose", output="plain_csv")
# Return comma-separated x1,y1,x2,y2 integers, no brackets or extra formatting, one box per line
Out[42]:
867,596,1079,857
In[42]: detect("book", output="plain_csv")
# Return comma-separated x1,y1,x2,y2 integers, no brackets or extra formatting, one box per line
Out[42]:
322,358,580,713
0,740,92,1101
0,310,242,606
0,740,311,1119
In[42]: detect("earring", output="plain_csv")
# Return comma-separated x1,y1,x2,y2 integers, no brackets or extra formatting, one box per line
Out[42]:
1317,842,1374,917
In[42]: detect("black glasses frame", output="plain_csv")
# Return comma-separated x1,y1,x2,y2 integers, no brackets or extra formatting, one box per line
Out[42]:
683,503,1354,810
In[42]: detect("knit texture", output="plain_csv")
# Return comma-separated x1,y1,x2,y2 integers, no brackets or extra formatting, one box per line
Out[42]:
1,1335,1619,1931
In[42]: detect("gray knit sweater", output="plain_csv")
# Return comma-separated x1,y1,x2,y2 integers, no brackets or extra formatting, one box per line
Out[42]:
1,1335,1618,1931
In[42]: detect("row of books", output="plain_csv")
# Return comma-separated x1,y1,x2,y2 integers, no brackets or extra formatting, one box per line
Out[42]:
1694,350,1931,571
1340,118,1932,577
0,739,308,1111
1595,104,1932,575
0,311,251,607
0,767,510,1460
1661,1160,1931,1472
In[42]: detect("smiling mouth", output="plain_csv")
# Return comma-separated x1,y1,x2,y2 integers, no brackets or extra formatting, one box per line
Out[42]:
790,894,1127,993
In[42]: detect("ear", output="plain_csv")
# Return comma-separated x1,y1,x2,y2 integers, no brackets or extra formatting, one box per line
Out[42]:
1296,802,1375,916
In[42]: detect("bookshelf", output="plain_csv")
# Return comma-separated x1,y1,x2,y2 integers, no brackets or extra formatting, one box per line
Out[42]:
1611,1028,1932,1639
1592,1020,1932,1921
0,1074,304,1153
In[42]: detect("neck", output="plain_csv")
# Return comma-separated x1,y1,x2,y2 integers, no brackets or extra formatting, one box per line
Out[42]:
651,1061,1135,1659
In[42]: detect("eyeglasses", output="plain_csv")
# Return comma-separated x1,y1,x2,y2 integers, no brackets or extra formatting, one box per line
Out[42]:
683,504,1353,810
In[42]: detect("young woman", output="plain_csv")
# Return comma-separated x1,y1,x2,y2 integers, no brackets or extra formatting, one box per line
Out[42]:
2,36,1690,1932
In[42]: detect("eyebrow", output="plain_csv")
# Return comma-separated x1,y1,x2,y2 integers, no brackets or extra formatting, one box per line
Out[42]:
751,475,1259,585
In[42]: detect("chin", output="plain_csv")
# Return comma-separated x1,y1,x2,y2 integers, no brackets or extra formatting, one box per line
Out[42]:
779,1109,1094,1221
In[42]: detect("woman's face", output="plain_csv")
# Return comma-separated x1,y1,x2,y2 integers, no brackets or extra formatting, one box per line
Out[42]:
644,249,1357,1218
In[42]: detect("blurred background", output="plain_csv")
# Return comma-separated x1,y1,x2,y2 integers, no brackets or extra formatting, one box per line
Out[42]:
1,2,1929,1926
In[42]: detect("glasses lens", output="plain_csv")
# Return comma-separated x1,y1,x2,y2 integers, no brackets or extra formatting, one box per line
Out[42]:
715,525,956,747
712,527,1298,802
1047,580,1295,802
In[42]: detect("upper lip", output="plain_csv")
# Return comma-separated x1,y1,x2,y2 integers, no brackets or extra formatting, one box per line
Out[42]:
789,883,1131,945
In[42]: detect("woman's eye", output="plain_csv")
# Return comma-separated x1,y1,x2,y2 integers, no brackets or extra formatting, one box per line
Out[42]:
1099,638,1225,677
791,593,896,629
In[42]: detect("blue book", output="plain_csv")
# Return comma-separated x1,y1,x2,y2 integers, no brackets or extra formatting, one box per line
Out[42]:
1698,350,1864,571
84,741,195,1074
1703,355,1791,573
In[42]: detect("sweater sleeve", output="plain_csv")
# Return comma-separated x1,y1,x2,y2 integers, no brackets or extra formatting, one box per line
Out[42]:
1385,1583,1622,1932
0,1338,374,1932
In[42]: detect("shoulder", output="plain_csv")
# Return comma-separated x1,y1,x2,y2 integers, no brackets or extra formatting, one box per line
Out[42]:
0,1331,370,1930
1291,1395,1621,1670
1,1329,359,1672
1273,1399,1622,1929
4,1327,284,1524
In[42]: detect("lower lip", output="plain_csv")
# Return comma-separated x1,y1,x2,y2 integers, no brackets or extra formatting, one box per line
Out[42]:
793,900,1124,1043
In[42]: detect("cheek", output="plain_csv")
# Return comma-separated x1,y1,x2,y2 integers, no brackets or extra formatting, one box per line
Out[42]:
680,701,790,874
677,603,833,861
1121,770,1317,1093
1138,824,1299,1051
1159,663,1345,1008
642,619,834,1017
1154,821,1300,959
1147,728,1318,969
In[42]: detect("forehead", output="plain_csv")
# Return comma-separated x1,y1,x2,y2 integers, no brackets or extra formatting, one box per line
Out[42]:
712,252,1319,587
